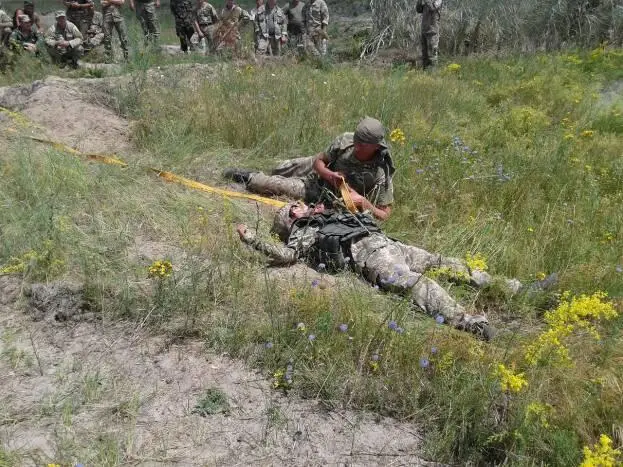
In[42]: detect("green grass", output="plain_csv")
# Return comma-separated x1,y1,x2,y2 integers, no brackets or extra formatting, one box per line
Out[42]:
1,41,623,465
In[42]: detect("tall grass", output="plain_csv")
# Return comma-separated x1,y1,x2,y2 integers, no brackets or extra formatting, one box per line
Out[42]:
1,46,623,465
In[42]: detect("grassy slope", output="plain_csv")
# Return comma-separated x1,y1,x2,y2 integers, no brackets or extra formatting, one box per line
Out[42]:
1,38,623,467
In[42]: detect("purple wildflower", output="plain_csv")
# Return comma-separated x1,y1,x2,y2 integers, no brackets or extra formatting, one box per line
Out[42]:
264,342,273,349
416,168,425,174
395,327,405,334
371,353,380,361
431,346,438,354
388,320,398,330
616,265,623,273
435,314,445,325
338,324,348,333
308,334,316,342
419,357,430,369
311,279,320,287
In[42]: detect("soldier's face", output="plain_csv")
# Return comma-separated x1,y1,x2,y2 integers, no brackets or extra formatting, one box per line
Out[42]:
57,17,67,28
289,202,325,219
24,5,34,15
226,0,234,8
21,21,32,33
256,0,263,7
267,0,275,6
353,142,380,162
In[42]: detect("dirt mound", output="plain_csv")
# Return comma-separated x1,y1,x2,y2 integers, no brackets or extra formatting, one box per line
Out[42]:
25,281,97,322
0,276,21,306
0,76,130,155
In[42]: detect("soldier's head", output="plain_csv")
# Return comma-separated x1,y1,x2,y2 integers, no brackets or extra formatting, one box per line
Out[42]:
18,14,32,33
267,0,276,7
23,0,34,16
353,117,387,162
55,11,67,28
272,201,325,241
255,0,263,7
225,0,234,9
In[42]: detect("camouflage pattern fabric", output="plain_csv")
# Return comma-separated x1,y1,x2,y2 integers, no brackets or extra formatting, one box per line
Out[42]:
324,132,394,206
215,4,249,50
240,216,493,335
44,20,83,64
195,1,218,49
135,0,159,43
247,172,321,202
9,27,41,53
84,10,104,50
416,0,441,68
101,2,128,59
65,0,94,37
170,0,195,51
303,0,327,56
0,9,13,46
254,3,286,55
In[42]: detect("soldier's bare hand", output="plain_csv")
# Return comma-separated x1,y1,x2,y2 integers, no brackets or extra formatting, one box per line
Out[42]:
236,224,248,239
349,190,370,210
155,0,160,7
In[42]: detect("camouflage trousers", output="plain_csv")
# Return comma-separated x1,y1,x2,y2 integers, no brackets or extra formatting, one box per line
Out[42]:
305,29,327,56
247,172,322,203
198,24,216,51
46,44,83,66
421,13,440,68
350,233,487,329
67,11,91,37
135,1,160,44
256,35,282,56
104,18,129,59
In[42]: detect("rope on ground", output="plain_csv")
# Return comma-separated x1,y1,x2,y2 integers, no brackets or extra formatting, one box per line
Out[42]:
1,106,287,209
339,176,358,213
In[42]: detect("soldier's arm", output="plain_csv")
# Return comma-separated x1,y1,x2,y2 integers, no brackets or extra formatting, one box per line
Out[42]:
321,0,329,26
109,0,125,5
313,152,343,188
44,26,58,47
68,23,83,47
0,11,12,27
237,225,298,265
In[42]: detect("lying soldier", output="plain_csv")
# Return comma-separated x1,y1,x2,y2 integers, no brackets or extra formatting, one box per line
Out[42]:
236,201,520,340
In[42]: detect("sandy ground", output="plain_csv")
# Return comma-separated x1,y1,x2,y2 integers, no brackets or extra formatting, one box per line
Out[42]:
0,275,428,466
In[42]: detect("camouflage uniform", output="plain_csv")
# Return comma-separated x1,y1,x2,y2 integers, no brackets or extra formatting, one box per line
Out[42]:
64,0,94,37
303,0,328,56
45,17,83,66
416,0,441,68
195,1,218,51
170,0,196,52
247,132,394,207
8,24,41,54
101,0,128,60
240,208,496,338
215,4,250,51
254,2,286,55
83,10,104,52
0,7,12,46
282,0,304,51
134,0,160,44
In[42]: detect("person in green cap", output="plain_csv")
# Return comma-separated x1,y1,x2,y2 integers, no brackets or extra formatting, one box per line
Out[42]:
44,10,83,68
223,117,396,220
9,14,42,55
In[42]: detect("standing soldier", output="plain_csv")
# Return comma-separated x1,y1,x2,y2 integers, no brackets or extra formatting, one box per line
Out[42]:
193,0,218,52
170,0,195,52
282,0,304,52
214,0,250,52
303,0,328,56
253,0,286,56
129,0,160,45
9,14,41,55
64,0,94,37
83,9,104,53
45,11,83,68
101,0,128,60
416,0,441,69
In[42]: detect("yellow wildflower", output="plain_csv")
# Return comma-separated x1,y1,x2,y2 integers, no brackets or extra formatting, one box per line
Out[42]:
602,232,615,243
426,266,470,281
581,434,621,467
465,253,488,272
536,272,546,281
147,259,173,279
527,227,534,233
389,128,406,145
495,363,528,393
525,401,553,428
581,130,595,138
564,134,575,140
446,63,461,72
525,292,618,365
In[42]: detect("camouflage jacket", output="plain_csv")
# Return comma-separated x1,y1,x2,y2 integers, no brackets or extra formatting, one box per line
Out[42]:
219,4,250,27
322,132,395,206
44,20,83,48
86,11,103,37
304,0,328,33
254,4,286,39
0,9,12,28
196,1,218,26
9,27,41,51
65,0,94,22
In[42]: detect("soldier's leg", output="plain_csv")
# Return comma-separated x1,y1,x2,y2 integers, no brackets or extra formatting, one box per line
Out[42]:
143,2,160,43
246,172,309,200
305,32,321,56
103,18,114,60
421,32,431,68
427,31,439,67
271,156,315,178
115,19,129,59
256,36,268,55
46,45,63,64
268,37,281,56
135,3,149,40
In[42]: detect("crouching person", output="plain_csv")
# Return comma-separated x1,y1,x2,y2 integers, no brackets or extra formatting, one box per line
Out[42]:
45,11,83,68
236,201,511,340
9,14,41,55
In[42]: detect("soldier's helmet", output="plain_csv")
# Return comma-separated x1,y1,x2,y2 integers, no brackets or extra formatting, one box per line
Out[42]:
271,202,297,242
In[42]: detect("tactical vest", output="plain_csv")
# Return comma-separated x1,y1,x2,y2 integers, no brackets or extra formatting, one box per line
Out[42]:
291,211,381,271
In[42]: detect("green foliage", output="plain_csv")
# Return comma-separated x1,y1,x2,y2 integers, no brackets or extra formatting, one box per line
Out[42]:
193,388,230,416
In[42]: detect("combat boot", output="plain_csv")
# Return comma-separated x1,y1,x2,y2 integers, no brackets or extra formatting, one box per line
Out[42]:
223,168,254,184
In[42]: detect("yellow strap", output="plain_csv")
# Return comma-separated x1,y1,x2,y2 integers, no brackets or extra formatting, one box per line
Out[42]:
1,107,286,209
338,176,358,213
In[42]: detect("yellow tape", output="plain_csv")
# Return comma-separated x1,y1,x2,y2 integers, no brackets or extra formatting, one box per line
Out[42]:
1,106,286,208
